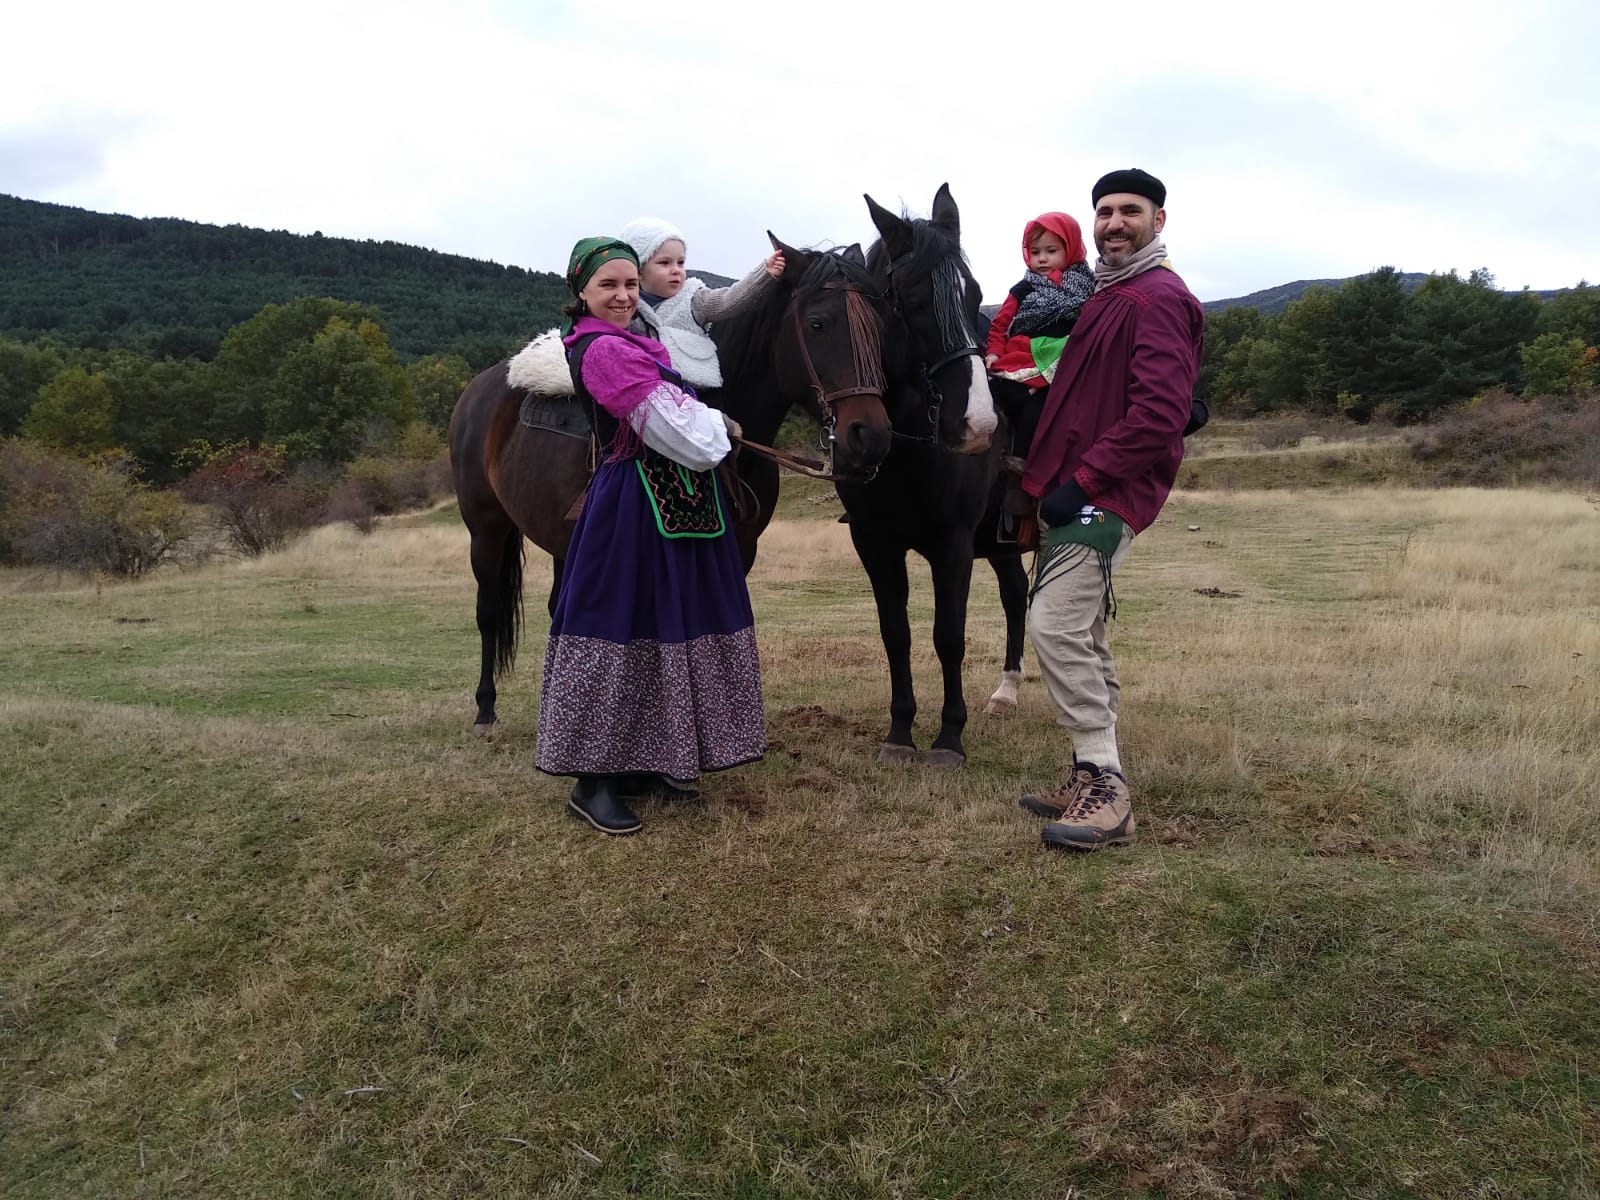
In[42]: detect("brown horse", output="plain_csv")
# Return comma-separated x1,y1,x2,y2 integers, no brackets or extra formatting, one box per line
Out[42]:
449,239,893,732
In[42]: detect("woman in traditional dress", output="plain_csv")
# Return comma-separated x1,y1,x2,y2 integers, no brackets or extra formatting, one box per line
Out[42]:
536,237,766,835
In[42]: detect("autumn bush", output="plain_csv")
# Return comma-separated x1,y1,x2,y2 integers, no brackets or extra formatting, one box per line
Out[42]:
181,443,325,556
326,425,452,534
1408,388,1600,486
0,440,192,575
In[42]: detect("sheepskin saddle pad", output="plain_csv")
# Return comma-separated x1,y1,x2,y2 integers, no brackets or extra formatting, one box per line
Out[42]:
508,329,588,441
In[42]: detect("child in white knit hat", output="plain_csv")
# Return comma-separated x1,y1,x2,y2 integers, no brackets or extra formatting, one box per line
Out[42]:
619,217,784,391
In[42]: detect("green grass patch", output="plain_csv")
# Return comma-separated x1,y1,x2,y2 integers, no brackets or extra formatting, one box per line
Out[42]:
3,497,1598,1198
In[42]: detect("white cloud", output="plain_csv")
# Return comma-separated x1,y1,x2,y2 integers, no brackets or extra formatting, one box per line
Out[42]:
3,0,1597,303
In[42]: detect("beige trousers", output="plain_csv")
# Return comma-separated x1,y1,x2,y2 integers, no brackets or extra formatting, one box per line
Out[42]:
1027,525,1136,734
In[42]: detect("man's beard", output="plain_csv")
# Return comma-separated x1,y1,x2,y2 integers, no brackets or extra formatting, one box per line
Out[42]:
1096,230,1152,267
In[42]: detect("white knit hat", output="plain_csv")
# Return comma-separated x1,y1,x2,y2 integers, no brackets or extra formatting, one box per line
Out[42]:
620,217,686,266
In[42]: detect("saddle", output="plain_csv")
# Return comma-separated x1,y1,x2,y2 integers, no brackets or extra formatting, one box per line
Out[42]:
518,392,592,441
509,329,593,441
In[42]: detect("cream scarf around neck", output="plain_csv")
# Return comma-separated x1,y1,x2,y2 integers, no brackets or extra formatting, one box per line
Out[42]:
1093,237,1170,292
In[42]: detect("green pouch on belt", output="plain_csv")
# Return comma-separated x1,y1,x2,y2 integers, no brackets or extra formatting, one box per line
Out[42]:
1031,505,1125,614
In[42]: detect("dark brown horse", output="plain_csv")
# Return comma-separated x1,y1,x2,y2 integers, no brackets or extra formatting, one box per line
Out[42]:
449,239,892,732
837,185,1003,768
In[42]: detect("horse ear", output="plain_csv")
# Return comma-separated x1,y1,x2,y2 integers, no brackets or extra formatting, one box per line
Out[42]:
930,183,960,237
864,194,912,260
843,243,866,267
767,231,810,283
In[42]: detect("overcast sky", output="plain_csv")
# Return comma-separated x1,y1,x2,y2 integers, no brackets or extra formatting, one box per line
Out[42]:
4,0,1598,303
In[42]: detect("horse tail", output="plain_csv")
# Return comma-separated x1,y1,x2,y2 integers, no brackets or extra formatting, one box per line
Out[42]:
492,527,525,679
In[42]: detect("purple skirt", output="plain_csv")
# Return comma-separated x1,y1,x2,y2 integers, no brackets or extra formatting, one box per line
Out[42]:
535,457,765,780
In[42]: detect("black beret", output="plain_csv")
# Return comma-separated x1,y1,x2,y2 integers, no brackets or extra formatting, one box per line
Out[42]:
1091,168,1166,209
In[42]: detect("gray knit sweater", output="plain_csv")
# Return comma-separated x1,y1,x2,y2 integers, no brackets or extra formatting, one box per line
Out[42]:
633,262,776,389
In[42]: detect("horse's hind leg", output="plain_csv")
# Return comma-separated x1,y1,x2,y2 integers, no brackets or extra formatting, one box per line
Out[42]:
984,553,1029,715
470,517,524,732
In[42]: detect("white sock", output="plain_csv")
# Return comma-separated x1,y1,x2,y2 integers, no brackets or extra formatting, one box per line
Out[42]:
1071,726,1122,775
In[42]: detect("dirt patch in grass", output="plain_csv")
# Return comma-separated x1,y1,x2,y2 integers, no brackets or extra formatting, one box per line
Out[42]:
1070,1046,1319,1197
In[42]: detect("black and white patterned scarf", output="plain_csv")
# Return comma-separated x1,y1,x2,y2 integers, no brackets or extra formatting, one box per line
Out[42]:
1008,261,1095,337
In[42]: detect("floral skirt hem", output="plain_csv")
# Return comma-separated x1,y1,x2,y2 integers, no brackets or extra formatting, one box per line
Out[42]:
535,628,765,781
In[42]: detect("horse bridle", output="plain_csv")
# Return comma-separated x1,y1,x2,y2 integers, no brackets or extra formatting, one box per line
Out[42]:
885,259,984,445
788,281,887,477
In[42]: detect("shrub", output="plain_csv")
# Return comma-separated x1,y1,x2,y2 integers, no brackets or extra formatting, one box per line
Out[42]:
325,479,379,534
339,448,452,520
181,443,325,556
0,440,192,575
393,421,446,463
1407,390,1600,487
1249,415,1316,450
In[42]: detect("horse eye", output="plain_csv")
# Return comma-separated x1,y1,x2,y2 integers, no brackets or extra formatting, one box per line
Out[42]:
808,318,824,330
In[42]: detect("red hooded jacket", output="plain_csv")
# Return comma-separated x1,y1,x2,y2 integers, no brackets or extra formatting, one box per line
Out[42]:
985,212,1088,386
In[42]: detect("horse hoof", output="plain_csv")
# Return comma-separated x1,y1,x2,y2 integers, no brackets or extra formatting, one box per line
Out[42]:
984,696,1016,715
473,721,496,738
922,748,966,769
878,743,917,764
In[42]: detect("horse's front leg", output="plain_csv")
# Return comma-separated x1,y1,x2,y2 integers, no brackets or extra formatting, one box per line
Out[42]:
984,553,1029,715
925,543,977,766
853,533,917,762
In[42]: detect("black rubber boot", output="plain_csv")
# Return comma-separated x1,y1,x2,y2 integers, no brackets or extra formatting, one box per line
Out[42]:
567,776,642,836
617,773,700,802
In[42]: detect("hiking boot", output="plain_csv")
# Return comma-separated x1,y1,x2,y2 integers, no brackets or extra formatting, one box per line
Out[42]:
1041,764,1135,851
1019,761,1093,819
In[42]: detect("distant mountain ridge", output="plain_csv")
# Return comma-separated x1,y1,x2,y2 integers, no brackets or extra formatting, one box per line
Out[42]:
1205,274,1569,316
0,194,1571,358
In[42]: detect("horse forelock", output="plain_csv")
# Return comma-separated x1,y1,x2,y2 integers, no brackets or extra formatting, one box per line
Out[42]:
714,247,884,386
870,218,981,344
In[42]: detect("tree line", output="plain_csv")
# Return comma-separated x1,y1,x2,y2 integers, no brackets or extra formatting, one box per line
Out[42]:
1,193,567,367
1,296,479,481
1199,267,1600,421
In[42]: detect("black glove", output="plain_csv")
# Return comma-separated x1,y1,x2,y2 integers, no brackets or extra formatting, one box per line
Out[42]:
1038,478,1090,527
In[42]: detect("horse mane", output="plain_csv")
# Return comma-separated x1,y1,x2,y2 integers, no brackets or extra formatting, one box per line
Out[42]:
712,247,884,386
866,213,986,398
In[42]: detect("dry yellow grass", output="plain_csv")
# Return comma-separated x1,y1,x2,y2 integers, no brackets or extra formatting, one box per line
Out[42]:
1134,486,1600,909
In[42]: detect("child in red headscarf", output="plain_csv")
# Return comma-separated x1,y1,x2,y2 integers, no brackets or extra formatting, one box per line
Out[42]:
985,212,1094,459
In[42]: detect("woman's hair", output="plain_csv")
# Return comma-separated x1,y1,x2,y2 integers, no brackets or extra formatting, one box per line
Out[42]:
562,297,587,325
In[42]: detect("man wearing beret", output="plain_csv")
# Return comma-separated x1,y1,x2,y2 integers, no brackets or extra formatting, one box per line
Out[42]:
1017,168,1206,852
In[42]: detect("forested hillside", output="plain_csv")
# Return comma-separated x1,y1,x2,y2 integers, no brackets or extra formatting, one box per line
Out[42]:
0,194,567,366
1200,267,1600,421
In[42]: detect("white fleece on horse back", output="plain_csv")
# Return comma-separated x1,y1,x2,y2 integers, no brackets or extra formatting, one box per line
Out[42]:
506,328,574,395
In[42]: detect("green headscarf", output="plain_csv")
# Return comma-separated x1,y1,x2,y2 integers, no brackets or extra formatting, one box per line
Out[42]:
562,236,640,335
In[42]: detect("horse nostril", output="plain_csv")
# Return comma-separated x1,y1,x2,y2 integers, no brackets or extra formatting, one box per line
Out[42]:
846,421,892,463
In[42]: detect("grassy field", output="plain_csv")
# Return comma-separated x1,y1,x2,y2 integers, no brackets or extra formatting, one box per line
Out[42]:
3,478,1598,1198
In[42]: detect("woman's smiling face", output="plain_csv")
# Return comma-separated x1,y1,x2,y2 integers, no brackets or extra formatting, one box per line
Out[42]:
579,258,641,327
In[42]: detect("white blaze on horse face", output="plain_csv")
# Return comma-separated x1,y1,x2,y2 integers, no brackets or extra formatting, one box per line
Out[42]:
961,361,997,452
931,257,998,453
